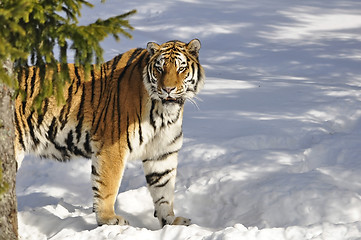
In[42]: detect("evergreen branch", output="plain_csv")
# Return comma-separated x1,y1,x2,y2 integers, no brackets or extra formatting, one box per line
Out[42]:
0,0,136,108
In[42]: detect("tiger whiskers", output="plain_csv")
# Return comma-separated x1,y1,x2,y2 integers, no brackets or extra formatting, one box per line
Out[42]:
187,96,202,110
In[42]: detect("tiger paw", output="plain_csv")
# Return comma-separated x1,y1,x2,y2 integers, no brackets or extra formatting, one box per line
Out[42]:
97,214,129,226
172,216,191,226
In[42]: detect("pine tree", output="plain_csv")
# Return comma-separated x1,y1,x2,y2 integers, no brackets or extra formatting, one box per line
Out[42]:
0,1,135,239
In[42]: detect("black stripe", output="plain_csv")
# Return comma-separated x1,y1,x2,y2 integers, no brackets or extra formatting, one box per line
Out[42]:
76,84,86,141
154,196,165,204
60,83,74,130
191,63,195,82
17,67,27,88
126,114,132,152
24,68,30,98
47,117,58,142
117,48,139,83
170,131,183,145
37,98,49,127
92,110,103,136
91,165,99,176
117,90,121,141
96,179,105,186
159,200,170,205
92,65,107,127
114,56,124,144
90,68,96,104
65,130,74,151
137,113,143,145
76,116,84,143
93,87,113,135
111,107,116,143
112,51,146,143
195,63,201,92
98,65,105,106
73,146,89,158
139,52,149,73
155,179,170,188
64,130,88,158
84,132,92,154
111,90,118,143
145,66,153,84
138,89,144,145
99,59,120,137
158,151,178,161
145,168,175,186
95,60,119,134
161,113,166,128
74,66,82,94
149,100,157,131
93,192,103,199
21,100,27,116
127,48,144,66
46,118,71,159
59,106,66,128
14,112,26,150
26,111,40,148
21,68,30,114
101,92,112,125
116,50,143,89
142,150,178,163
162,218,167,227
52,142,70,162
104,60,109,70
116,49,141,83
126,52,146,83
29,68,37,98
92,187,102,201
108,56,129,143
110,54,123,81
51,154,62,161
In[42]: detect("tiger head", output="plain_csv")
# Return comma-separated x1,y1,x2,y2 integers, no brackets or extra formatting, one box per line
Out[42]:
144,39,205,106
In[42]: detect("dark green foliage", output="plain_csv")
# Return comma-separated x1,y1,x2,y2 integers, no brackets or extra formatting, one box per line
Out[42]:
0,0,135,105
0,0,135,206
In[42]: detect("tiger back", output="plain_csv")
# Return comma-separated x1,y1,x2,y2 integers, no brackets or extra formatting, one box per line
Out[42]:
15,39,205,227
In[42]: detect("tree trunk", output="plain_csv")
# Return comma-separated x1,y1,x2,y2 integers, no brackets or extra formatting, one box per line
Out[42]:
0,82,18,240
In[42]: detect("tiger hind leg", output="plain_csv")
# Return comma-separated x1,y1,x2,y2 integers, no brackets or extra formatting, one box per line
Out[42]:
142,152,191,227
91,148,129,226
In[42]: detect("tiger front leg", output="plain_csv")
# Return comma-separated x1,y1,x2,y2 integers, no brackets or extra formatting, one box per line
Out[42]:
91,147,129,226
142,152,191,227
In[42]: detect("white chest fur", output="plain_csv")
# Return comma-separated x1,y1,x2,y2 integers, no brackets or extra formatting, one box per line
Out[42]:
127,101,184,162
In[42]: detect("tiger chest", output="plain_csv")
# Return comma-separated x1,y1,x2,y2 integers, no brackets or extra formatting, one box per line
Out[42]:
127,105,184,162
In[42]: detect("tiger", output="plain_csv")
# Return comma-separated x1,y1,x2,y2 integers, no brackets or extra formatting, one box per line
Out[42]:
14,39,205,227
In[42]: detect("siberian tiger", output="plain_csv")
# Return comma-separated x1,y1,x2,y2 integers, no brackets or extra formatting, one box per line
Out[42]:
14,39,205,227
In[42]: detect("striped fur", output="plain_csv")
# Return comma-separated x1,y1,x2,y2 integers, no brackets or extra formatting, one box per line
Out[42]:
14,39,205,227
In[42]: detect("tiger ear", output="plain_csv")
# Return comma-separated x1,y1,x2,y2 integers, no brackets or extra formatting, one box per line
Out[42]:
187,39,201,58
147,42,160,56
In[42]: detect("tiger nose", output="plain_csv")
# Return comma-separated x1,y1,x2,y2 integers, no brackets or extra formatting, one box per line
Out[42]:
163,87,176,94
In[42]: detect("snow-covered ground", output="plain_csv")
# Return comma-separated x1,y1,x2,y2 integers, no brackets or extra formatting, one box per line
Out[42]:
17,0,361,239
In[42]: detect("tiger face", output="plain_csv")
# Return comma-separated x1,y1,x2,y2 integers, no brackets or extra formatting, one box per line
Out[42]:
144,39,205,106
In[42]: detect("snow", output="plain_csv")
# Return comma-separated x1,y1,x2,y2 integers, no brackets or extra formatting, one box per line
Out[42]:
16,0,361,239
